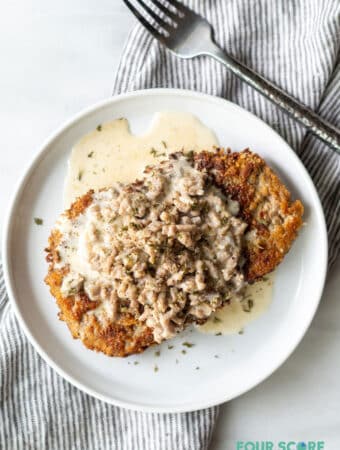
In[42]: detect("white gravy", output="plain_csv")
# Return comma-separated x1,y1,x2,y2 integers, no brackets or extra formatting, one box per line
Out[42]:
199,272,275,335
64,111,218,208
63,111,274,335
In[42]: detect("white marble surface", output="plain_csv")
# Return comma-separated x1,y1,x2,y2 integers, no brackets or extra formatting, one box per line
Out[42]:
0,1,339,449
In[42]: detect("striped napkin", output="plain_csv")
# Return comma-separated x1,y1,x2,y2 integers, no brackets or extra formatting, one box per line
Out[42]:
1,1,339,449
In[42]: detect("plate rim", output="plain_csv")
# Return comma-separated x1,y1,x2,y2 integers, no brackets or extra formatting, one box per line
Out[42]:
2,88,328,412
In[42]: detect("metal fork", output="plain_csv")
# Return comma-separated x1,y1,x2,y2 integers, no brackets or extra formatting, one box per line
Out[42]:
123,0,340,155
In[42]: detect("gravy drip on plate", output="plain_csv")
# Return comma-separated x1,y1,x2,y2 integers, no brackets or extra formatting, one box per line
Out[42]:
64,112,218,208
199,272,274,335
63,112,273,336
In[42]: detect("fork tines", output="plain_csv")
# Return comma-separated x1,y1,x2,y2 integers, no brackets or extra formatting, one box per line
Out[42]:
123,0,184,39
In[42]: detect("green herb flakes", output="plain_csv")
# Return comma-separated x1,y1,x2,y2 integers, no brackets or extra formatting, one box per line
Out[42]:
154,351,160,357
242,299,254,313
150,148,166,158
87,151,94,158
154,365,159,373
34,217,43,225
96,124,102,132
182,342,194,348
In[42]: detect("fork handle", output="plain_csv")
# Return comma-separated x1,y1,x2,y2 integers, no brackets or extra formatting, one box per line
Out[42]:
207,44,340,154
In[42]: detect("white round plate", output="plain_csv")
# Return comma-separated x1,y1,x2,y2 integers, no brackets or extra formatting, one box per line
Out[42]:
2,89,327,412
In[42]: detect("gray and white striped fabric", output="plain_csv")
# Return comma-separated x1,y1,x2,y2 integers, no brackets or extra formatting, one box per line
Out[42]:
1,1,340,449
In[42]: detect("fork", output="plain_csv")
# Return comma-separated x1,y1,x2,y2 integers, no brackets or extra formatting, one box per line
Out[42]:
123,0,340,155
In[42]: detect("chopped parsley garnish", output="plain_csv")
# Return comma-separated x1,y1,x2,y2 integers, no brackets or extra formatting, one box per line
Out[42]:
68,287,78,295
34,217,43,225
162,140,167,148
130,222,143,230
154,365,159,373
238,329,244,335
181,350,187,355
215,332,222,336
133,361,139,365
242,299,254,313
154,350,160,357
213,316,222,323
77,171,83,181
195,366,200,370
168,345,174,350
87,151,94,158
96,124,102,132
150,148,166,158
182,342,194,348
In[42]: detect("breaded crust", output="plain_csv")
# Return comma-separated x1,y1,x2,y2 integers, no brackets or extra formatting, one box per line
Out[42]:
45,149,304,357
195,149,304,281
45,193,155,357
